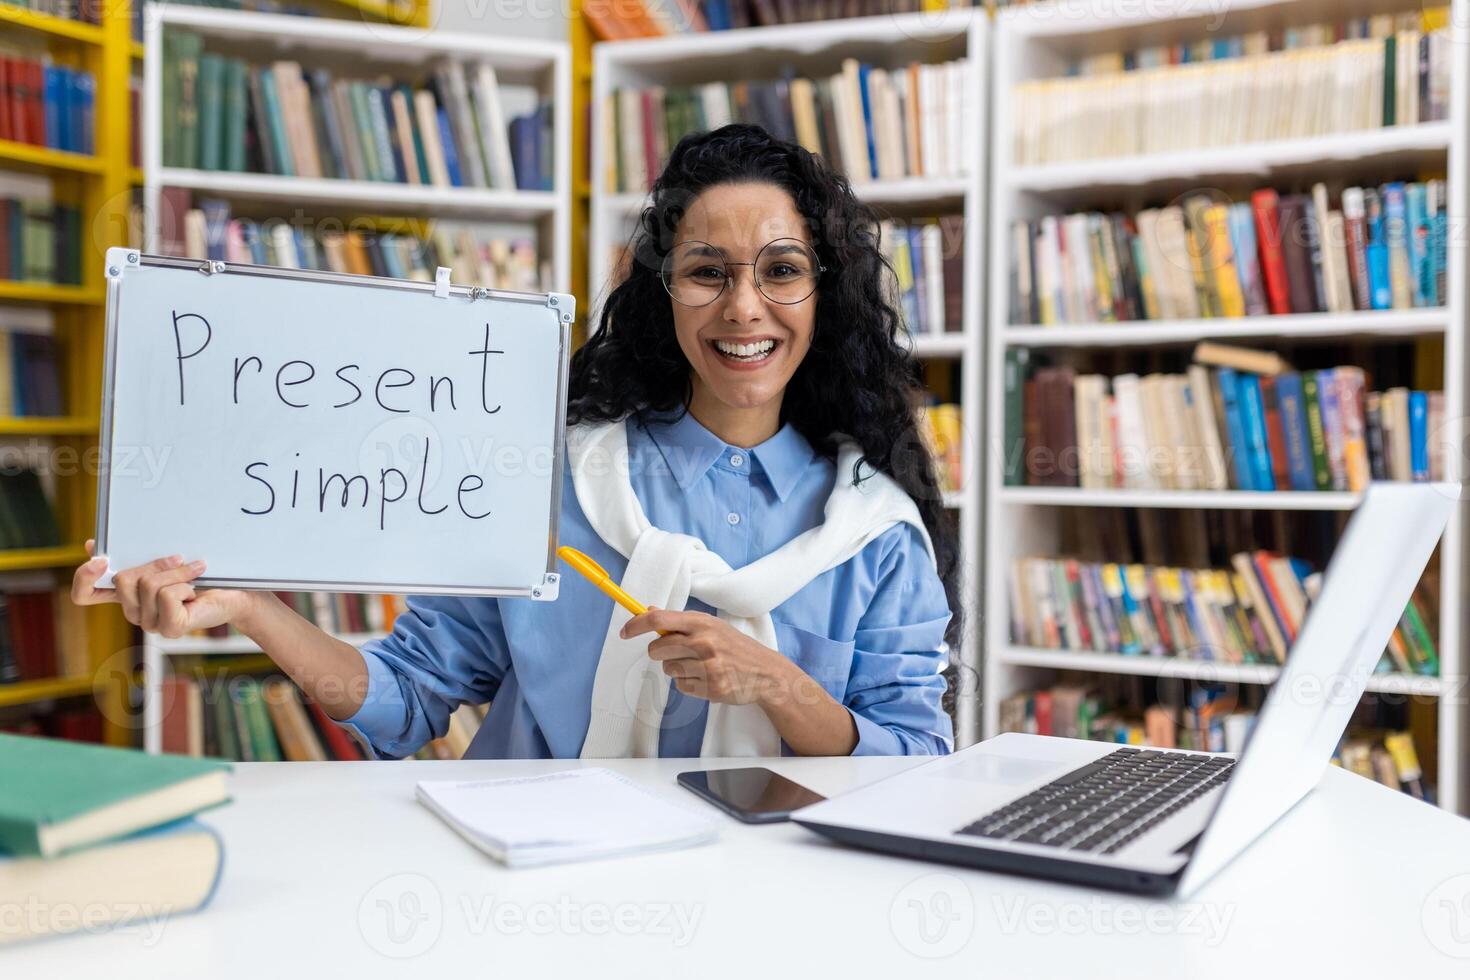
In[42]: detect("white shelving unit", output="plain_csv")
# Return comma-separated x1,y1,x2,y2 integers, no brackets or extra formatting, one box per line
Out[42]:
141,630,383,755
590,9,989,744
137,4,571,754
142,4,572,286
986,0,1469,811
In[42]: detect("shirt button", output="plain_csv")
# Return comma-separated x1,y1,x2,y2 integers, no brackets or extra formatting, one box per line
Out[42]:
729,453,744,468
726,512,741,526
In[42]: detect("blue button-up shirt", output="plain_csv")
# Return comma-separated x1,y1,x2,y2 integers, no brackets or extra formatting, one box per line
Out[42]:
342,407,954,758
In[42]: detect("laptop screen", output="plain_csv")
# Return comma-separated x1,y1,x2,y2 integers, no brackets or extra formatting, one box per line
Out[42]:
1177,482,1456,897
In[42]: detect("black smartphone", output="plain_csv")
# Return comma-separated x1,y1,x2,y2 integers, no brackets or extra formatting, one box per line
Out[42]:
676,767,826,824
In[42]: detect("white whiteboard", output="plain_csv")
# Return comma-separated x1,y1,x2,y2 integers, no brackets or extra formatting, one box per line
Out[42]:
95,249,571,599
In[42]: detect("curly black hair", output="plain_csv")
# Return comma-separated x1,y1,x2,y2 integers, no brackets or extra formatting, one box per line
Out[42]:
567,123,963,656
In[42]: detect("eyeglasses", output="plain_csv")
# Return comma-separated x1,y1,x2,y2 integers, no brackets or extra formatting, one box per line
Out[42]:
660,238,825,307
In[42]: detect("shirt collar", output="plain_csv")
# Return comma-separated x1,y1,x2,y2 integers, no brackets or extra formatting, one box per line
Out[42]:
637,407,815,502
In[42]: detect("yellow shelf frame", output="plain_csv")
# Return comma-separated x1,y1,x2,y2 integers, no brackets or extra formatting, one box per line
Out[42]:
571,0,592,346
0,139,105,175
0,674,94,709
0,2,135,743
0,3,105,45
0,415,97,435
0,282,103,304
0,545,89,572
322,0,431,26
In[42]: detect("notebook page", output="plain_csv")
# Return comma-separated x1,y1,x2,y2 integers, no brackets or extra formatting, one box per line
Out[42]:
416,768,719,851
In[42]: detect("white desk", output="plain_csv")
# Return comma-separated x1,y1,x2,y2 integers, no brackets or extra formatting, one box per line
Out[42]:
11,757,1470,977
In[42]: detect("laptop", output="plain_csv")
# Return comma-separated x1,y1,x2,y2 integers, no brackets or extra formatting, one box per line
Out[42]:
795,482,1456,896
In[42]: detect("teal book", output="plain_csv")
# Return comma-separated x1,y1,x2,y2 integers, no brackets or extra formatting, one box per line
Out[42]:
0,734,230,858
1214,368,1254,490
197,53,225,171
222,58,248,173
349,82,382,181
258,69,295,177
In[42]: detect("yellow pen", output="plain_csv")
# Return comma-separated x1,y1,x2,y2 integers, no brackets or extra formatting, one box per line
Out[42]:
557,545,668,636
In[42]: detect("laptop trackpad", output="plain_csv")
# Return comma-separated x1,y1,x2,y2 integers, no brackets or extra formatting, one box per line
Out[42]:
930,752,1065,786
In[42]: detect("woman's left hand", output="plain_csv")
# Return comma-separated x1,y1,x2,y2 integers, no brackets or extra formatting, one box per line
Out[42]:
620,607,797,706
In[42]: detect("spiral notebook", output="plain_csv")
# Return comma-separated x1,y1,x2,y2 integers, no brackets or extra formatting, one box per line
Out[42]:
416,767,721,868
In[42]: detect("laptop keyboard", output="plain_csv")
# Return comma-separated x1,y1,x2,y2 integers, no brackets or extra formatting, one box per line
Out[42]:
955,748,1236,855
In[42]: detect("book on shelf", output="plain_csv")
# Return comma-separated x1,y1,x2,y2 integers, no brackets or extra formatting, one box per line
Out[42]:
0,326,63,415
1008,553,1440,676
161,30,554,191
0,54,94,156
161,671,487,762
880,215,963,336
1008,180,1447,326
0,197,84,287
1013,11,1452,166
584,0,973,41
603,56,971,192
150,192,551,291
999,679,1431,800
0,571,93,686
0,706,100,742
915,401,962,495
1000,682,1259,754
0,468,61,550
7,1,105,25
181,590,406,641
1006,348,1444,491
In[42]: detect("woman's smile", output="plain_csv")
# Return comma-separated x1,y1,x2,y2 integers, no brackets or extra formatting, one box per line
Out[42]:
707,336,784,369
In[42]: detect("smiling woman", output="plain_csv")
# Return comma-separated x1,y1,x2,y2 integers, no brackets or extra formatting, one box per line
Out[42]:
75,123,962,764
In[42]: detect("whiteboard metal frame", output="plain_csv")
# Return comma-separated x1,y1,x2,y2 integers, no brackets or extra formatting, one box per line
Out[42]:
95,247,572,601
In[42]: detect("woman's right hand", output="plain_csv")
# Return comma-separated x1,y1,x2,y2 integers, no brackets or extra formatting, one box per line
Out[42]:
71,539,261,637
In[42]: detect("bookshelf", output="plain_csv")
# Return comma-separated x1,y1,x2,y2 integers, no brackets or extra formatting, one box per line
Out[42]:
141,4,572,288
134,3,570,754
589,8,989,744
985,0,1469,811
141,627,384,754
0,1,134,744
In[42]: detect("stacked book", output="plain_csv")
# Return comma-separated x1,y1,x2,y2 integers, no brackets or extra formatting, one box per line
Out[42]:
0,55,94,155
0,328,63,415
999,682,1431,799
162,31,555,191
1007,344,1445,491
916,402,963,495
881,215,963,335
153,193,549,292
1014,12,1451,165
0,734,230,944
604,57,971,192
160,673,485,762
1009,181,1448,326
0,572,92,685
0,198,84,287
1007,552,1440,675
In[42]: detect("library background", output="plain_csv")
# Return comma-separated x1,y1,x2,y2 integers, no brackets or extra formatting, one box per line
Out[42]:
0,0,1465,812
